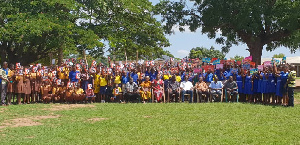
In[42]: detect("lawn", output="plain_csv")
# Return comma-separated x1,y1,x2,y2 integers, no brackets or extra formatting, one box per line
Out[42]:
0,94,300,145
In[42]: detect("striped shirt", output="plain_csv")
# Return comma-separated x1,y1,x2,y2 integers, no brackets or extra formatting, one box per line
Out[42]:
288,71,296,88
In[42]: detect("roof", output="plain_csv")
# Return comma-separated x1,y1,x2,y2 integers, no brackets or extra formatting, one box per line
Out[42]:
261,56,300,65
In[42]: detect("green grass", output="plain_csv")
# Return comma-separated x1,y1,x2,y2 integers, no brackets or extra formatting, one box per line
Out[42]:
0,100,300,144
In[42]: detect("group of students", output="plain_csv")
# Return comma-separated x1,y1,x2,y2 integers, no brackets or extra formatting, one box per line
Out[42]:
0,60,297,107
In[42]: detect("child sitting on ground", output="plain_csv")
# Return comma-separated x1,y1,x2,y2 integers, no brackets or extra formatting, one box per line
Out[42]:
86,84,95,103
112,83,122,102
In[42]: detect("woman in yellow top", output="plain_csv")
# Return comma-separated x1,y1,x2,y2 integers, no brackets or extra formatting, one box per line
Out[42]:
114,71,121,86
140,76,152,103
93,69,101,102
99,72,107,102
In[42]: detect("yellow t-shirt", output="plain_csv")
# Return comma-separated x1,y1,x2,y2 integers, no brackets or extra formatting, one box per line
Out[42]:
52,87,57,94
114,75,121,84
113,87,122,96
176,76,181,82
163,75,171,80
75,88,84,94
99,76,107,86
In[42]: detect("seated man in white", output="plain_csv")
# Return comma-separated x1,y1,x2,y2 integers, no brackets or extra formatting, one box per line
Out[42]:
180,76,194,103
209,76,223,102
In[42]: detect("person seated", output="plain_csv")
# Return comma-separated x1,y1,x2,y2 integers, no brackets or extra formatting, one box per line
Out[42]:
86,85,95,104
65,86,74,104
168,75,180,102
124,78,140,103
209,76,223,102
223,76,238,102
180,76,194,103
58,82,66,103
195,77,209,102
112,83,122,102
74,84,85,103
139,76,152,103
152,74,164,103
50,83,59,103
41,81,52,104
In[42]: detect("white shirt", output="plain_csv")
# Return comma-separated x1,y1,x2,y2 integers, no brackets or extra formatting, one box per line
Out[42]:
209,81,223,89
180,81,194,91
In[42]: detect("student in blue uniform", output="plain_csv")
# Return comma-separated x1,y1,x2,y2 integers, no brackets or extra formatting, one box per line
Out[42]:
281,66,289,106
275,65,284,104
253,72,259,103
261,70,268,104
236,71,244,102
244,71,253,103
268,67,276,104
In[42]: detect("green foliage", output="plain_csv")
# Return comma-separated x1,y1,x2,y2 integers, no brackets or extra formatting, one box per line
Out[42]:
0,102,300,144
0,0,169,65
189,46,225,59
273,53,285,58
230,55,244,62
155,0,300,64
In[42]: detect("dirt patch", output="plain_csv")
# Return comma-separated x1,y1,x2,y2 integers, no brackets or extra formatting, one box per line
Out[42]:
44,104,95,111
0,115,60,129
143,116,152,118
87,118,108,123
0,108,7,113
24,136,35,139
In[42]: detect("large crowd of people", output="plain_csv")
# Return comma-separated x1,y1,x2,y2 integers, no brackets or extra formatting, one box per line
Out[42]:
0,58,297,107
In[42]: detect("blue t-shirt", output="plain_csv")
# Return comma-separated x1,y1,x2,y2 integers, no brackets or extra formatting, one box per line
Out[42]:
206,73,214,82
69,71,80,82
149,72,158,81
131,73,138,83
215,69,224,81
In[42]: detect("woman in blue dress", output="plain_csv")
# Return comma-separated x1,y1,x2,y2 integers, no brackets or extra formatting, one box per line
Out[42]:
244,71,253,103
275,65,283,104
261,69,268,104
281,66,289,106
268,67,276,104
236,71,244,102
253,72,259,103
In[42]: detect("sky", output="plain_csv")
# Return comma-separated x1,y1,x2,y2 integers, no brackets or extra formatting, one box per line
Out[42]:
147,0,300,59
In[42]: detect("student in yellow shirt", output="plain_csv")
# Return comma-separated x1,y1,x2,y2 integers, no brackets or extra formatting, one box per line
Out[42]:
65,86,74,104
99,72,107,102
114,71,121,86
112,83,122,102
74,84,85,103
94,69,101,102
140,76,152,103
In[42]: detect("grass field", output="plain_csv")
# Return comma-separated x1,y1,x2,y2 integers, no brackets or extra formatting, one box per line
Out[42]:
0,93,300,145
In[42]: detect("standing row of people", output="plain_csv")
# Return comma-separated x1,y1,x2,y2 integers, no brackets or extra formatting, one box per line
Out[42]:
0,61,297,107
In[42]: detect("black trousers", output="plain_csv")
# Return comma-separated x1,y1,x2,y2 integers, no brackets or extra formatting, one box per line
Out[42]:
169,90,179,102
124,93,140,103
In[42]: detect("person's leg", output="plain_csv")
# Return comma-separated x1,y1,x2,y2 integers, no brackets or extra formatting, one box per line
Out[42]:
216,90,222,102
1,84,7,105
181,90,186,102
174,91,179,102
288,87,294,107
210,90,216,102
188,90,193,103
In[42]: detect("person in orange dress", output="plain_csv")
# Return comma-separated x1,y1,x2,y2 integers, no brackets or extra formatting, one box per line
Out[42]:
23,71,31,104
15,69,24,105
139,76,152,103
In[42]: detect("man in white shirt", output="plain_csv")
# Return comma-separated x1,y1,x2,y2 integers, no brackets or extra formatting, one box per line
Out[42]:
209,76,223,102
180,76,194,103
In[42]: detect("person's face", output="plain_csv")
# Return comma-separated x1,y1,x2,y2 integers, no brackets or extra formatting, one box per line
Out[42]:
3,63,8,68
146,77,150,81
130,79,133,83
72,67,76,71
229,76,233,82
185,76,188,81
214,77,218,82
199,77,203,82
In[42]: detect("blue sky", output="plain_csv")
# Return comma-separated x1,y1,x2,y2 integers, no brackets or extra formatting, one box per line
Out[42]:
148,0,300,59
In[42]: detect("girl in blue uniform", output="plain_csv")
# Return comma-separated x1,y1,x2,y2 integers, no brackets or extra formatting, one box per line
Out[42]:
268,67,276,104
253,72,259,103
261,70,268,104
244,71,253,102
281,66,289,106
236,71,244,102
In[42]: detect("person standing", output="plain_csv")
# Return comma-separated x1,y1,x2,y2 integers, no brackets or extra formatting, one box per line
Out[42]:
287,65,296,107
0,62,9,106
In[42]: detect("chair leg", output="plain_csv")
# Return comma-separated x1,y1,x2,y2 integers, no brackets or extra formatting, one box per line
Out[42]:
225,89,227,102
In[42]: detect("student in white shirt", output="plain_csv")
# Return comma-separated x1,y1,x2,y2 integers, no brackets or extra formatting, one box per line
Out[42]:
180,76,194,103
209,76,223,102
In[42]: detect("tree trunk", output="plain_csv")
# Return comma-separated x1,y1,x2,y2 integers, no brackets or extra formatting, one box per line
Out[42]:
57,47,63,66
248,43,263,66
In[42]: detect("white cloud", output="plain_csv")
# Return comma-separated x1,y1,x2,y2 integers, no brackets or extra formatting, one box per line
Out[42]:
177,49,190,58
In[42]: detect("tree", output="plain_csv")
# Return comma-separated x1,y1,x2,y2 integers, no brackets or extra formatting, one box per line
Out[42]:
0,0,103,65
230,55,244,62
77,0,170,61
273,53,285,58
189,46,225,60
155,0,300,64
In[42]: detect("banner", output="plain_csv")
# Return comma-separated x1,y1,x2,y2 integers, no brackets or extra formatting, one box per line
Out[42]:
216,64,223,69
257,65,264,71
193,68,202,73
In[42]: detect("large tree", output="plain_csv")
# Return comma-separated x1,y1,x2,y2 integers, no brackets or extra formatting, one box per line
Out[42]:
155,0,300,64
77,0,170,61
0,0,103,65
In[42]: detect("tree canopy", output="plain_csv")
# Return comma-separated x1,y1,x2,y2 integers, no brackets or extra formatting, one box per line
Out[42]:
273,53,285,58
0,0,170,65
230,55,244,62
155,0,300,64
189,46,225,60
